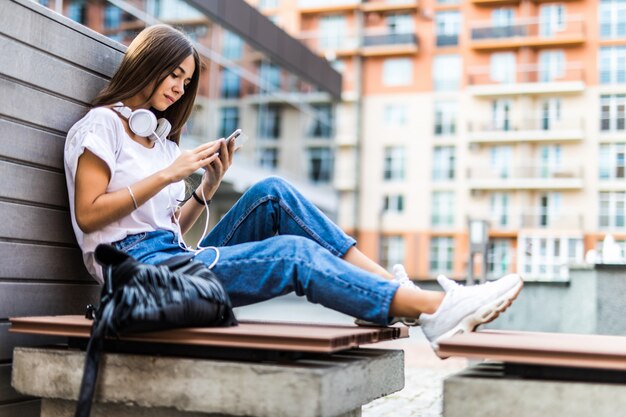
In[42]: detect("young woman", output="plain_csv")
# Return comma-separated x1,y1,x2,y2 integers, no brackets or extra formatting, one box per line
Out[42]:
64,24,523,351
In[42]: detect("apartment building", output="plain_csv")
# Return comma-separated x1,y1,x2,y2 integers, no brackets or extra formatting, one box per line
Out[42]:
36,0,341,227
252,0,626,281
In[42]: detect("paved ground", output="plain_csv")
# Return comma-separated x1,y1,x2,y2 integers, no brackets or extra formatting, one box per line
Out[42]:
235,294,468,417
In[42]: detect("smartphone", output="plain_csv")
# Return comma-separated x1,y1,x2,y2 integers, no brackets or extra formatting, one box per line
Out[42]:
225,128,242,146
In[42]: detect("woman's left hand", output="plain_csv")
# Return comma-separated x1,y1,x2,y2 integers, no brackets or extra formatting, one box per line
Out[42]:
198,137,236,198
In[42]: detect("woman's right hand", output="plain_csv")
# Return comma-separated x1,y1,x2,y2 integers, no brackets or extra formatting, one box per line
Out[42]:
163,141,222,183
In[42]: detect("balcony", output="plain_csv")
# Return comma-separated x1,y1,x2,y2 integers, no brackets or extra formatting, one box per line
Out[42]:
297,31,360,58
467,164,584,190
471,0,521,5
361,29,419,56
470,16,585,50
361,0,419,13
298,29,419,57
436,34,459,47
467,117,585,144
298,0,360,14
467,63,585,96
476,208,583,231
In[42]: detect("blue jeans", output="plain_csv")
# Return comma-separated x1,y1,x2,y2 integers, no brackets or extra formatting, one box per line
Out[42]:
113,177,399,325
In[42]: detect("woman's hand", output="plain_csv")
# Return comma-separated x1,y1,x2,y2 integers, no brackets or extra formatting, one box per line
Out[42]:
197,137,236,198
162,141,222,183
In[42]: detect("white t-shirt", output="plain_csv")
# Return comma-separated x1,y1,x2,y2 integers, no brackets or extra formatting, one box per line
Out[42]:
64,107,185,283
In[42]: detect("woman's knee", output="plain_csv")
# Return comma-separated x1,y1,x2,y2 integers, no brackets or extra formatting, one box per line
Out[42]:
247,176,293,199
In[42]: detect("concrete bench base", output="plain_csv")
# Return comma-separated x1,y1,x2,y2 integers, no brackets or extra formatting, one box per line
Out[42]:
12,347,403,417
443,362,626,417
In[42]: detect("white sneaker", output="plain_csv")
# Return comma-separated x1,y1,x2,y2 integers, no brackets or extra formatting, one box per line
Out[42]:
354,264,420,327
420,274,523,351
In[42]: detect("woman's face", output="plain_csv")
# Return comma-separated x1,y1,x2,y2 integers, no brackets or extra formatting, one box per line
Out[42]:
145,54,196,111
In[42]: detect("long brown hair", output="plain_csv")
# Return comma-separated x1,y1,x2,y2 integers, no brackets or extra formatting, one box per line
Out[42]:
92,24,201,145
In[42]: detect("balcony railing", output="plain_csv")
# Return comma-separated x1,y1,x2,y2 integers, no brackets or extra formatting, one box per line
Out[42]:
436,34,459,47
470,15,585,45
362,30,418,47
475,208,583,230
468,117,584,133
468,63,584,86
468,164,583,181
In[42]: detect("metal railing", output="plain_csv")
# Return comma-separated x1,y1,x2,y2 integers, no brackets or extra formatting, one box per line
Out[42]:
475,208,583,230
467,117,584,133
467,164,583,180
436,34,458,47
362,31,418,47
470,15,585,42
468,63,584,86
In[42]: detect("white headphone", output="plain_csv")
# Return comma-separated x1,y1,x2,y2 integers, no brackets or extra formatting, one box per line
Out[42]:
112,102,171,143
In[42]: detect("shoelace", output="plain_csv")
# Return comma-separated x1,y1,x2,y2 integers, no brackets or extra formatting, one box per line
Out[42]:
392,264,418,289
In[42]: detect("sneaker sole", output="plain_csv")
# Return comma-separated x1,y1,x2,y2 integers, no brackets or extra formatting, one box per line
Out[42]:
433,276,524,356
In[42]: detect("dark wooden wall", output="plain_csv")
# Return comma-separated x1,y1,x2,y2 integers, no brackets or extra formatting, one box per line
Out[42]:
0,1,123,414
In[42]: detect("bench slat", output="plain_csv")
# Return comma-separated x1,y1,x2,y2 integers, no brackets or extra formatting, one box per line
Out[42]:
0,35,108,105
0,322,65,362
0,161,68,208
0,78,88,134
1,0,123,76
0,399,40,417
0,283,99,318
0,242,90,281
0,119,65,170
0,202,75,244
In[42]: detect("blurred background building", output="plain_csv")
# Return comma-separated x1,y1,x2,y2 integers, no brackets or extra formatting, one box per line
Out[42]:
37,0,626,282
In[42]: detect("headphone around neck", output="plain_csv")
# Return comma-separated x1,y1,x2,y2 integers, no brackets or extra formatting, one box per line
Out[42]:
112,102,171,143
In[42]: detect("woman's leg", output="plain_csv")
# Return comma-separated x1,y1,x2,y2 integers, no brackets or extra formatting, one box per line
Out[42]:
199,177,392,278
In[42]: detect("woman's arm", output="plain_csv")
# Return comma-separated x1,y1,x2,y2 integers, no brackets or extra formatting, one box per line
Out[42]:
74,141,222,234
177,138,235,234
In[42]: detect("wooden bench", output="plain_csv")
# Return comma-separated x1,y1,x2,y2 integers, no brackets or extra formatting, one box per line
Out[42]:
0,1,405,416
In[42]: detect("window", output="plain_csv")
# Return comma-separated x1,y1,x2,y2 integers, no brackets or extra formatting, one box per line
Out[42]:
104,5,122,29
600,95,626,131
539,50,565,82
490,53,516,84
541,99,561,130
599,144,626,180
433,146,455,180
539,145,562,178
437,0,459,4
518,236,583,280
258,105,281,139
490,145,512,178
537,193,562,227
599,47,626,84
382,58,413,86
67,0,85,24
599,192,626,229
387,13,414,34
434,101,457,135
381,236,405,270
383,194,405,213
218,107,239,139
539,4,566,37
384,104,408,126
259,0,279,9
258,62,281,93
488,239,512,278
600,0,626,39
430,237,454,274
490,193,510,227
222,30,243,60
307,147,333,183
435,11,461,47
220,69,240,99
433,55,461,91
383,146,406,181
492,8,515,27
491,99,511,131
258,148,279,170
308,104,333,138
431,191,454,227
319,15,346,50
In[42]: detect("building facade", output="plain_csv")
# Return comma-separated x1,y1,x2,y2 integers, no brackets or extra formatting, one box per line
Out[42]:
252,0,626,281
